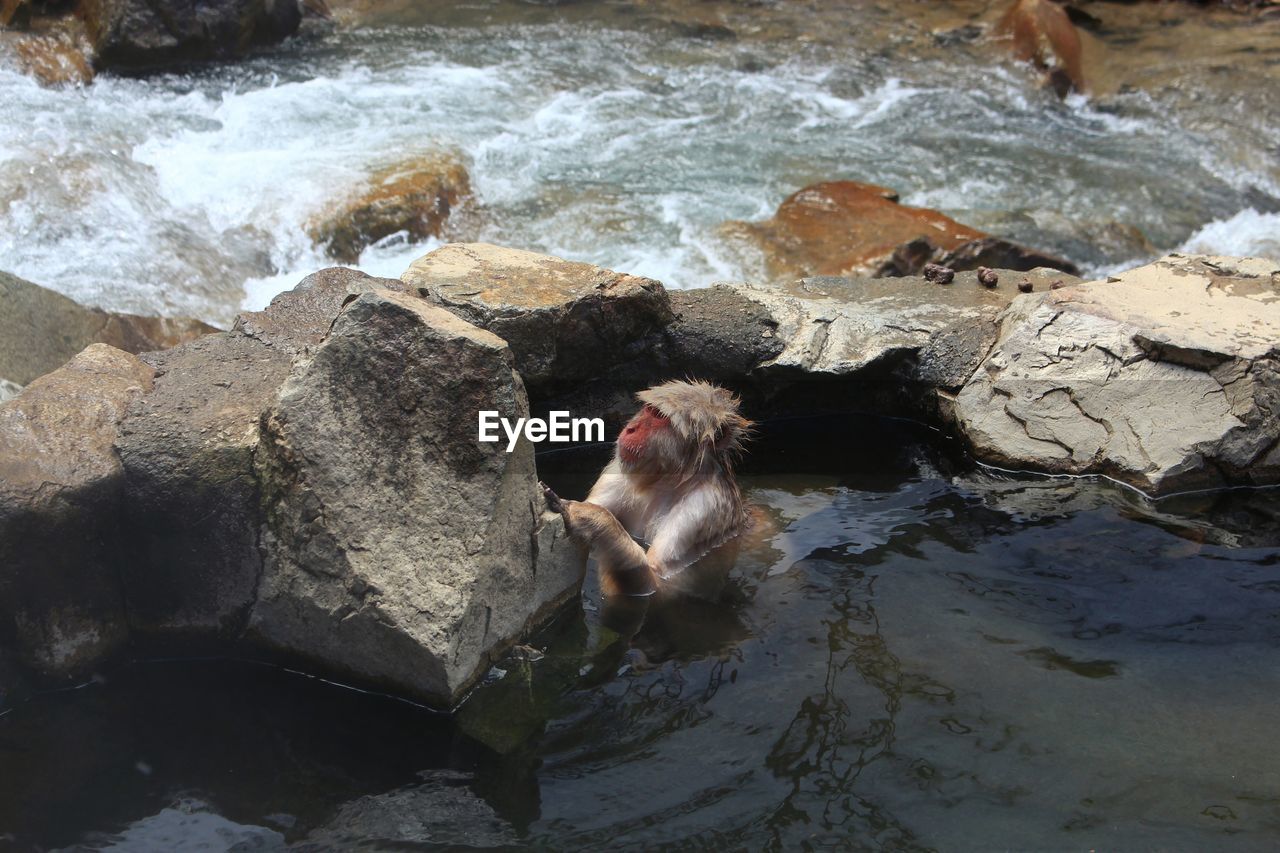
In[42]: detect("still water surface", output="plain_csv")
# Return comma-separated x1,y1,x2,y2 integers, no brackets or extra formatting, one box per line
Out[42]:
2,418,1277,850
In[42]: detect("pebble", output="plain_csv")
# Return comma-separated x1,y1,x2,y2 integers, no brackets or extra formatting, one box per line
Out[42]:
977,267,999,288
1018,279,1034,293
1050,280,1066,290
922,263,955,284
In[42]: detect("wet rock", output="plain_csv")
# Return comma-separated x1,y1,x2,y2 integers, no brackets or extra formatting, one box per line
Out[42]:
296,772,517,849
951,254,1280,494
0,21,94,86
995,0,1087,96
78,0,302,71
0,271,218,387
1,0,28,28
307,153,471,264
249,290,581,707
0,344,153,681
723,181,1078,283
923,263,955,284
402,243,673,396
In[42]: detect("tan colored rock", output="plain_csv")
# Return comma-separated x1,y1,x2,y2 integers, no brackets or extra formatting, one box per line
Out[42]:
723,267,1078,418
402,243,673,395
0,271,218,386
0,344,153,680
723,181,1078,283
249,289,581,707
309,153,471,264
951,254,1280,494
0,23,94,86
995,0,1086,96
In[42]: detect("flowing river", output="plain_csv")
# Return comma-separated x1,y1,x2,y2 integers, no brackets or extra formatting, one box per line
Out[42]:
1,1,1277,326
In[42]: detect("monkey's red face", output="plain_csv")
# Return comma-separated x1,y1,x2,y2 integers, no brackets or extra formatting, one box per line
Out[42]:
617,405,672,467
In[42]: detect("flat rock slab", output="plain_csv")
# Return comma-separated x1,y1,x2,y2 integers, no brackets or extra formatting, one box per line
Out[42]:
952,254,1280,494
0,344,152,678
402,243,672,394
728,267,1075,394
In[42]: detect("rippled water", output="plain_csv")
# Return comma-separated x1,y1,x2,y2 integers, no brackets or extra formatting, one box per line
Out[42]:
2,9,1278,325
3,418,1278,850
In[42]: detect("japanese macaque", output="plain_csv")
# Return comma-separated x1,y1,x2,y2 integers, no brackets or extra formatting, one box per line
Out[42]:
542,380,752,598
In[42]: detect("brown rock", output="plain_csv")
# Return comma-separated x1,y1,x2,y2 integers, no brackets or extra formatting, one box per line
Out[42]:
0,22,93,87
977,267,1000,287
0,271,218,387
308,154,471,264
1018,278,1034,293
923,263,955,284
996,0,1086,96
0,344,153,681
724,181,1077,282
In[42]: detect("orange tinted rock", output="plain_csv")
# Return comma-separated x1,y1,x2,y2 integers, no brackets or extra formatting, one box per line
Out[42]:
996,0,1086,96
1,22,93,86
726,181,1077,281
308,154,471,264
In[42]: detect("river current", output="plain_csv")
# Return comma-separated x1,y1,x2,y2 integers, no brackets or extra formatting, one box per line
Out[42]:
2,7,1278,326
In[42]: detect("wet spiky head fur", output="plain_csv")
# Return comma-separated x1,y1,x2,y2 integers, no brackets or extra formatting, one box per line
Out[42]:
635,380,751,468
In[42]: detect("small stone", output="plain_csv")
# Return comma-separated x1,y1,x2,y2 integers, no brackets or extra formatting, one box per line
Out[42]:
922,263,955,284
1050,280,1066,290
977,267,999,288
1018,279,1034,293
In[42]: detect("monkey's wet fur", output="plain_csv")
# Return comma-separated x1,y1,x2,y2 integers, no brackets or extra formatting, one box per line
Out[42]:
541,379,753,599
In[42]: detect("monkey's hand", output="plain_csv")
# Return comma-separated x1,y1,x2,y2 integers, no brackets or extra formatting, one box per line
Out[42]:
539,481,567,515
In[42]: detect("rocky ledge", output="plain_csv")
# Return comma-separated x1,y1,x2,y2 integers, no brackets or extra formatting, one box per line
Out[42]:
1,246,1276,708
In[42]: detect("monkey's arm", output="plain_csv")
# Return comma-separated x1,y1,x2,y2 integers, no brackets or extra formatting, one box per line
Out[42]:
542,484,657,597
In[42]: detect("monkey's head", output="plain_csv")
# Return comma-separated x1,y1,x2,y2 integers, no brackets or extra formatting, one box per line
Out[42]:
617,380,751,477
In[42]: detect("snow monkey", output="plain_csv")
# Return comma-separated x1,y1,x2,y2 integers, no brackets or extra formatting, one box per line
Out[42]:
542,380,753,598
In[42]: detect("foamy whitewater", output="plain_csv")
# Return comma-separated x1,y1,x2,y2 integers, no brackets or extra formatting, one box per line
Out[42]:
1,22,1276,325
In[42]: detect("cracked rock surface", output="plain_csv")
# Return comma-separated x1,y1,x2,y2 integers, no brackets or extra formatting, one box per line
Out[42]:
723,267,1077,413
951,254,1280,494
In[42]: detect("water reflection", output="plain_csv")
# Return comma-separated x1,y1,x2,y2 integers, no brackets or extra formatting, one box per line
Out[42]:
2,417,1279,849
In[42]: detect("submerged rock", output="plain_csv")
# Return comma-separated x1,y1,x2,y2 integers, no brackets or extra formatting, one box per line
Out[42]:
402,243,672,396
0,344,153,681
79,0,302,70
995,0,1087,96
723,181,1078,283
250,289,581,706
951,254,1280,494
0,21,94,86
0,271,218,388
308,153,472,264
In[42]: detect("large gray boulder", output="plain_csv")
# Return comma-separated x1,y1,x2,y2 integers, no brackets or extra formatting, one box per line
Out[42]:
402,243,672,396
116,268,405,636
0,270,217,388
951,255,1280,494
250,289,580,706
0,344,153,680
0,266,583,706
